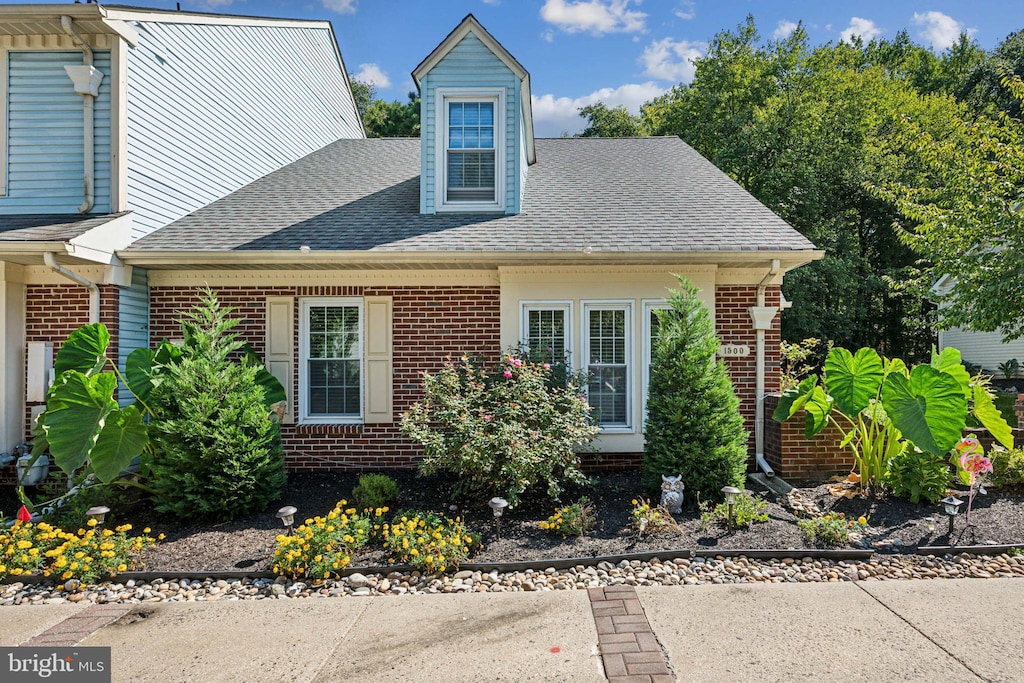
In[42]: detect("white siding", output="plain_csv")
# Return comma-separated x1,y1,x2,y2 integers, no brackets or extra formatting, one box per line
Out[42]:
1,50,111,214
940,327,1024,374
124,21,362,239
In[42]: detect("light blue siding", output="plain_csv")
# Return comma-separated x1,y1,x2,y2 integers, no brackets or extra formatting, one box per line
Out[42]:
117,267,148,407
1,51,111,215
420,32,521,214
125,21,363,240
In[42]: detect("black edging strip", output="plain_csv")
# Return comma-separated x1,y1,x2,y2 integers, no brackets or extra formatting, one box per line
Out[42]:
917,543,1022,556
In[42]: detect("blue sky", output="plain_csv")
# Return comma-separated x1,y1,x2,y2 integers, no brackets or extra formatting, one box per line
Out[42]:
7,1,1019,135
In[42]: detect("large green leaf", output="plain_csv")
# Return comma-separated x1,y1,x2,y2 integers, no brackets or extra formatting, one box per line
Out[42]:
125,347,155,404
824,347,883,417
802,386,833,439
53,323,110,377
931,346,971,398
242,343,287,408
89,404,149,483
773,376,818,422
973,384,1014,451
882,365,967,456
40,371,118,475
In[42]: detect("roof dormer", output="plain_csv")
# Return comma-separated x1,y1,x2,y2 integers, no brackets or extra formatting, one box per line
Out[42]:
412,14,534,215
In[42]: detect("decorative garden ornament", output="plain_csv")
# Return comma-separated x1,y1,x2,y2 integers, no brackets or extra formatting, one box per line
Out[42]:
660,474,684,514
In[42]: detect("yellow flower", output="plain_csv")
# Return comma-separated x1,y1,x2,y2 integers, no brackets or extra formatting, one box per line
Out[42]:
87,519,98,527
857,516,868,526
117,564,127,572
143,527,151,534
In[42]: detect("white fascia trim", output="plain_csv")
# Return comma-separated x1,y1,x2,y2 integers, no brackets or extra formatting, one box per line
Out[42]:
297,296,365,425
103,8,334,30
100,19,139,46
67,212,134,265
435,87,506,213
413,17,528,87
519,300,573,358
582,299,635,434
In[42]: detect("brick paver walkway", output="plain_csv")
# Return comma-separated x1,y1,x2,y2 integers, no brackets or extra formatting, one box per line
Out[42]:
21,603,133,647
587,585,674,682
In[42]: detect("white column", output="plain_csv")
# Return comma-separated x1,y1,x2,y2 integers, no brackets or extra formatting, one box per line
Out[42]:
0,263,26,452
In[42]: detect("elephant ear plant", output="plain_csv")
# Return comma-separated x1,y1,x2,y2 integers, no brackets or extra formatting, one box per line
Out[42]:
774,346,1013,496
22,288,286,516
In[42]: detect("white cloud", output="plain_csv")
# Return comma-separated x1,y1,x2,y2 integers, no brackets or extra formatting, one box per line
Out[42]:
540,0,647,36
674,1,695,20
352,63,391,88
840,17,882,43
640,38,704,83
482,0,501,4
531,82,665,137
773,20,799,40
322,0,357,14
912,11,975,50
542,29,556,43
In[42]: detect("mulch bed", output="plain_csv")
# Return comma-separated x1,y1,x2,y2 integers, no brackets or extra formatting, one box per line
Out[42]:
4,469,1018,574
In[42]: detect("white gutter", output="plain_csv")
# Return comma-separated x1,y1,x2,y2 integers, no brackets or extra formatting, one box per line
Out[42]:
61,16,103,215
44,253,100,323
750,259,781,477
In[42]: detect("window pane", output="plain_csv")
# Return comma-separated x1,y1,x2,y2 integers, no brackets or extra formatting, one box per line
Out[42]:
306,304,361,418
480,128,494,148
479,102,494,125
449,102,464,126
587,307,628,426
464,102,479,125
588,366,627,425
527,308,566,362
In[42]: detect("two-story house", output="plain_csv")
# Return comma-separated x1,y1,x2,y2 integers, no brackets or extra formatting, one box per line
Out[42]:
0,4,364,455
117,15,822,474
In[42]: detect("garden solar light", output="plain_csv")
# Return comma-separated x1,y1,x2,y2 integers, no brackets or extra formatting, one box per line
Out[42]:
85,505,110,525
276,505,297,535
488,497,508,539
940,496,963,540
721,486,741,528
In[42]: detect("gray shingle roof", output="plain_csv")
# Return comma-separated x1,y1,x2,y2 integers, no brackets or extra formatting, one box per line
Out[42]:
0,212,130,242
129,137,816,253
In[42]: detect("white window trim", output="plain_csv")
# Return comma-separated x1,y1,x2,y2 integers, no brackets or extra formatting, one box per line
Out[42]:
435,87,505,213
519,300,573,361
582,300,634,434
642,299,671,428
298,297,364,425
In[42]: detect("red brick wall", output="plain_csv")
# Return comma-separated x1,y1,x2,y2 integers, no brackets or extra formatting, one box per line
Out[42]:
763,393,851,479
715,285,781,466
24,284,119,439
149,285,501,471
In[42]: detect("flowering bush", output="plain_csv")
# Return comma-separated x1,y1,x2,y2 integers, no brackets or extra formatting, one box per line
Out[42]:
1,519,157,584
539,498,596,537
382,511,478,572
797,513,869,547
630,498,674,536
402,353,600,506
272,501,383,581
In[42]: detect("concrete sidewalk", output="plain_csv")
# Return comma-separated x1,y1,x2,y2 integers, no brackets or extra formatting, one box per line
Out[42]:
3,578,1022,682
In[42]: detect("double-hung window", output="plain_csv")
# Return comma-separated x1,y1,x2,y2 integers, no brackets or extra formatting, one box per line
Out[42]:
299,298,362,423
583,302,632,430
439,90,503,211
642,300,671,424
521,302,572,365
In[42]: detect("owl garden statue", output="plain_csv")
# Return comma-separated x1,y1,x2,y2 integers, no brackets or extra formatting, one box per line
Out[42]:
660,475,684,514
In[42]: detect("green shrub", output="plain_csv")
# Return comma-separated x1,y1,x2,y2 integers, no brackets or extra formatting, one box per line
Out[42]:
352,474,399,510
147,291,286,521
883,449,951,504
699,493,769,530
539,498,596,537
991,447,1024,487
797,513,868,548
401,353,600,506
643,277,748,506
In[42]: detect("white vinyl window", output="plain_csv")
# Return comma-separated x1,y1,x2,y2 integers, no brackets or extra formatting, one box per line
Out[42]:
299,298,363,423
642,300,671,425
521,302,572,364
583,301,633,431
437,88,504,212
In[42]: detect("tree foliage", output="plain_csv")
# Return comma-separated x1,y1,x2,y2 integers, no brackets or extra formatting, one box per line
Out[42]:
643,277,748,505
577,103,643,137
349,77,421,138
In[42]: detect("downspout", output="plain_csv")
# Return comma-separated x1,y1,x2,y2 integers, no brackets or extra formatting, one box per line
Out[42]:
44,253,99,324
750,259,781,477
61,16,102,214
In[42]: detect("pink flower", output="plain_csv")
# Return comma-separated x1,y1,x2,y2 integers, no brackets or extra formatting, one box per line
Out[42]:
510,358,523,368
503,369,513,379
543,363,551,370
483,414,492,421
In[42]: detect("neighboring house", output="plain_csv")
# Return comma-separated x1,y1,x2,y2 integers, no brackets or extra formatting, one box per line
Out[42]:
932,275,1024,375
0,4,363,453
118,14,823,472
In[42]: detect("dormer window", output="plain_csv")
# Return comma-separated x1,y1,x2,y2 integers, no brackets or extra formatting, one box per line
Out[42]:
437,88,505,211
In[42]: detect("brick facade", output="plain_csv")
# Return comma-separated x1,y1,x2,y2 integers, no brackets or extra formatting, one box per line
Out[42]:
715,285,781,467
763,393,851,479
23,284,120,439
149,285,502,471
